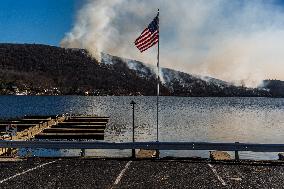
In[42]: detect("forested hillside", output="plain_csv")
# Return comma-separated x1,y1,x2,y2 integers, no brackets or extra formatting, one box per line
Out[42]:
0,44,161,95
0,43,276,97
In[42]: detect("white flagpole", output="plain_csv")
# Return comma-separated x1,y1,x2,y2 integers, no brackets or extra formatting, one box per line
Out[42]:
156,9,160,158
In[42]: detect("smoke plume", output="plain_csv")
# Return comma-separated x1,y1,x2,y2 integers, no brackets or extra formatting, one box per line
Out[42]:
61,0,284,87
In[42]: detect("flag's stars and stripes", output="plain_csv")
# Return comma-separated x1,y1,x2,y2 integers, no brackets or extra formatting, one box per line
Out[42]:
135,14,159,52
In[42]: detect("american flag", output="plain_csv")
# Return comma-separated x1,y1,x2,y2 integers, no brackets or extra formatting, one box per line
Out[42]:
135,13,159,52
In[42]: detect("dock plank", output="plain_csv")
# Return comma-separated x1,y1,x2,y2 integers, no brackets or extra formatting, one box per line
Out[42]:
66,119,109,122
43,128,105,133
58,122,108,125
35,133,104,140
53,125,106,129
0,124,37,126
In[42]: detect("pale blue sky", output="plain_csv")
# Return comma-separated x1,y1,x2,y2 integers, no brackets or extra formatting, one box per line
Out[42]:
0,0,81,46
1,0,284,47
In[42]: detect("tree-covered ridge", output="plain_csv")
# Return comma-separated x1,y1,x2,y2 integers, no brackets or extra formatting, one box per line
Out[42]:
0,44,160,95
0,43,278,97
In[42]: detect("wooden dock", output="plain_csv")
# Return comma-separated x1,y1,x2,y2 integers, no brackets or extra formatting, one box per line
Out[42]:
0,116,65,156
0,115,109,156
35,116,109,140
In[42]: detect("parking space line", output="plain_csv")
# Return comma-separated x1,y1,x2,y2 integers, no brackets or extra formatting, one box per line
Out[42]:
111,161,132,188
208,163,226,186
0,160,57,184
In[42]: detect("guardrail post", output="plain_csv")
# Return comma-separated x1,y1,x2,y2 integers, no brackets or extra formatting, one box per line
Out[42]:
235,142,240,161
56,115,58,125
7,134,12,156
130,101,136,159
80,149,85,157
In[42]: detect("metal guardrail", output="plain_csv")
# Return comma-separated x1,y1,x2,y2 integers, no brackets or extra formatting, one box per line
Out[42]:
0,141,284,152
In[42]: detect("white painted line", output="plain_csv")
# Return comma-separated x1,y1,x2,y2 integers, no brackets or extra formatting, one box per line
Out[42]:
0,160,57,184
111,161,132,188
208,163,226,186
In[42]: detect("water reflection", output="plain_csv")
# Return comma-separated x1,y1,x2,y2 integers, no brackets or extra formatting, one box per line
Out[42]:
1,96,284,159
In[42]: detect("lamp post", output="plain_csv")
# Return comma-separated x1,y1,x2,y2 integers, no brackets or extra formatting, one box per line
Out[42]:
130,101,136,158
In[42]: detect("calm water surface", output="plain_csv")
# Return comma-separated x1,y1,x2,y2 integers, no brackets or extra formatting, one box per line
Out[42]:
1,96,284,159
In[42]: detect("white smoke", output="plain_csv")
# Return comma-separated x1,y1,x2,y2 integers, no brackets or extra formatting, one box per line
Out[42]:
61,0,284,87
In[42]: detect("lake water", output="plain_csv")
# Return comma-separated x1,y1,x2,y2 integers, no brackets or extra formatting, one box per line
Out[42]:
1,96,284,160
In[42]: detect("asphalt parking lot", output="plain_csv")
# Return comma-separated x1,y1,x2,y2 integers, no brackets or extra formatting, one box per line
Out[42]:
0,158,283,188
